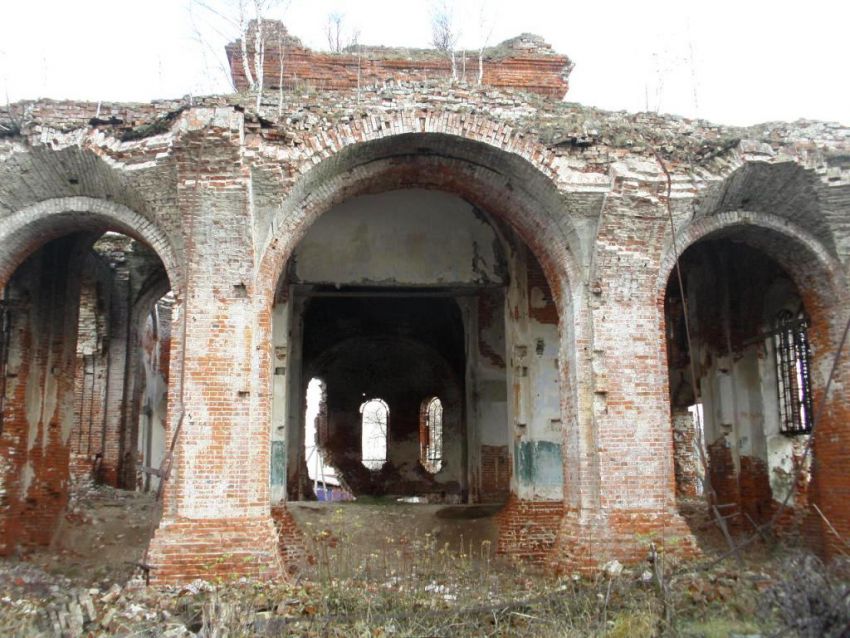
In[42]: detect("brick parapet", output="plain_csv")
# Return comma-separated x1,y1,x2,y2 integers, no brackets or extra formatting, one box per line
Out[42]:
226,22,572,100
4,90,846,178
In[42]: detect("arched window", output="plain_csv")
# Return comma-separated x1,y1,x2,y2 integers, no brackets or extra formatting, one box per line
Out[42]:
773,310,814,435
420,397,443,473
361,398,389,470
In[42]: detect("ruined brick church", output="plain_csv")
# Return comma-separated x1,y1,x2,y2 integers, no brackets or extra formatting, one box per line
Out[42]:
0,22,848,583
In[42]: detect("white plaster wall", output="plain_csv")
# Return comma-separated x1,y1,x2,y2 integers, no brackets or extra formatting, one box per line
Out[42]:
293,190,505,287
505,246,564,501
270,301,289,503
698,337,808,505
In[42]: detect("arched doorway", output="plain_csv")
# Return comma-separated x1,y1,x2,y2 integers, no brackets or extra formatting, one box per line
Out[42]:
258,133,580,568
661,216,848,554
0,201,177,555
273,189,564,507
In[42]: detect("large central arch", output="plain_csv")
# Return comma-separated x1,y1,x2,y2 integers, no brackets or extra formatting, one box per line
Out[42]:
253,132,592,566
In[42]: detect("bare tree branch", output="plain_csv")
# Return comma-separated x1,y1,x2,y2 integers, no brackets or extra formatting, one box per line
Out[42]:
326,12,344,53
188,3,235,91
252,0,266,109
476,1,496,85
189,0,290,108
430,0,460,81
237,0,256,90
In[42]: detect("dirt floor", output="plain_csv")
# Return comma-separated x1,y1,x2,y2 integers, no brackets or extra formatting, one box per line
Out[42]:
25,484,158,587
288,500,502,580
1,488,848,636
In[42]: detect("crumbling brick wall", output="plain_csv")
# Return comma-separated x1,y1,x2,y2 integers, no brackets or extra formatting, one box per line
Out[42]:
0,63,847,581
0,237,86,552
226,21,572,99
671,410,702,498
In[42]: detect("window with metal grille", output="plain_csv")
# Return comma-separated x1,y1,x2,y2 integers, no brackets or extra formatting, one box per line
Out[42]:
420,397,443,473
361,398,388,470
773,310,814,436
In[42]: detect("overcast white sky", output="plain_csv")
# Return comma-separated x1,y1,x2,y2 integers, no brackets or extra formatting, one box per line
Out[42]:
0,0,847,126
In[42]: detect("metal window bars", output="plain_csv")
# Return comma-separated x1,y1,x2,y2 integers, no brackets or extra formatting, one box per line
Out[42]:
422,397,443,473
773,310,814,435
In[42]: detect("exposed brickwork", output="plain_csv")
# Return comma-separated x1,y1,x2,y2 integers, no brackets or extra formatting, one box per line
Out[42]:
0,238,85,553
599,509,699,566
147,516,282,584
707,440,739,508
553,508,699,574
496,496,564,564
671,411,701,498
739,455,774,525
808,361,850,560
226,21,572,99
69,254,112,487
270,505,307,571
0,60,847,581
480,445,510,503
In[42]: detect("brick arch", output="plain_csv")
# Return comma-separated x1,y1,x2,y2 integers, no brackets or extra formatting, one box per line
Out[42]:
132,271,172,329
252,133,590,525
0,196,182,293
692,161,836,255
657,210,845,309
253,135,586,429
271,112,567,188
257,135,585,306
656,209,850,559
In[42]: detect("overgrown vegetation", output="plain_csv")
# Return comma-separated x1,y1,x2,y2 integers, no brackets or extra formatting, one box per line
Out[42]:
1,487,847,636
3,514,847,636
758,552,850,637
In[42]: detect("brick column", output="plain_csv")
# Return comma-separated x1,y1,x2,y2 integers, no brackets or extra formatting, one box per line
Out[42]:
554,174,697,571
69,256,110,486
147,109,281,583
805,282,850,560
95,266,130,486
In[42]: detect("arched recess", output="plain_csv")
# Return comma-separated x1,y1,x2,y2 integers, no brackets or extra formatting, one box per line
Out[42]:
0,196,182,291
691,162,835,255
420,396,444,474
0,196,179,555
658,210,850,557
255,132,591,565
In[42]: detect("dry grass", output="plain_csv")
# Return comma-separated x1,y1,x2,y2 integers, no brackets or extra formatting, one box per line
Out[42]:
3,494,846,636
